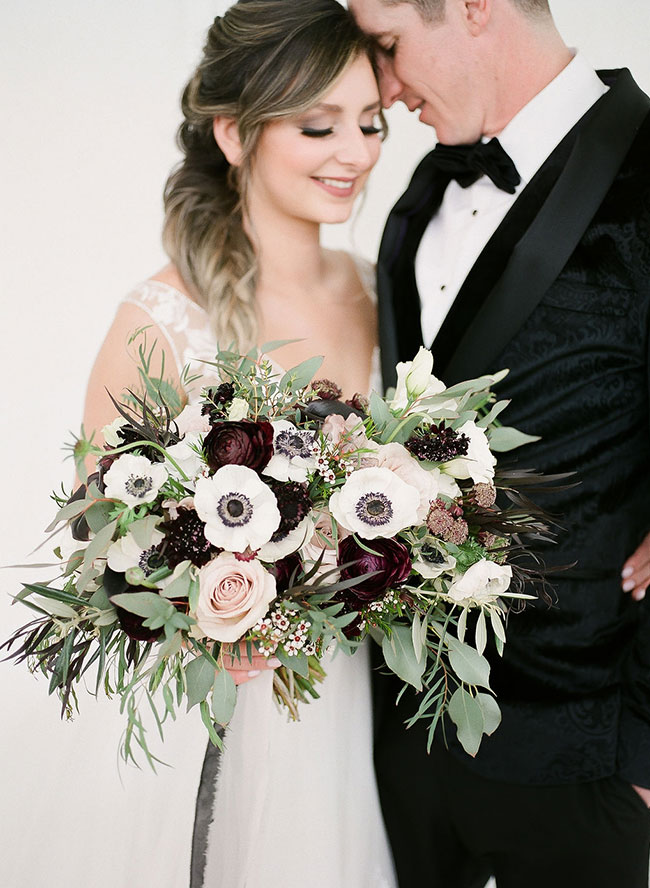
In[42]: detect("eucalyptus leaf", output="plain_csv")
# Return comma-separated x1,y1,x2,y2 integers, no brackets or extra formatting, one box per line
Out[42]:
211,668,237,726
260,338,301,353
188,575,200,614
84,500,116,534
83,520,118,569
382,623,426,690
476,692,501,736
44,498,89,533
130,515,163,549
488,425,540,452
276,646,310,678
160,566,191,600
279,355,324,391
476,399,511,429
110,591,174,620
369,392,393,429
185,654,217,710
448,687,484,757
446,635,491,689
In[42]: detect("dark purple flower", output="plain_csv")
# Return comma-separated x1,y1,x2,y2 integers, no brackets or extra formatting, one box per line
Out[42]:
269,552,303,594
337,536,411,604
203,420,274,473
405,423,470,463
202,383,236,423
161,507,218,568
264,479,312,542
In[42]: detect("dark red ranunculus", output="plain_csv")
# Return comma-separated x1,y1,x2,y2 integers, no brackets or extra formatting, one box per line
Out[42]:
203,420,274,473
338,536,412,604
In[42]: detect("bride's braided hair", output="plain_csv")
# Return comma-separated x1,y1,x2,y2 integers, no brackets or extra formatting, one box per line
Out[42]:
163,0,374,352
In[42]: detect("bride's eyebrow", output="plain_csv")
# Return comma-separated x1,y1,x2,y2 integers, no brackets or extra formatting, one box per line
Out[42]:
314,101,382,113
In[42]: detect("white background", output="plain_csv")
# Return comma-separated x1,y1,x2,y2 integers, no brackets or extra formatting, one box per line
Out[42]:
2,2,650,885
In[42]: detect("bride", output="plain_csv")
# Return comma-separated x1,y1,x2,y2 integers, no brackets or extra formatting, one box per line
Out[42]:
83,1,397,886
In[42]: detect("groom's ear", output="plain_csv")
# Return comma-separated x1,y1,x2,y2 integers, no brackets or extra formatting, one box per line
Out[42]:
212,116,243,166
462,0,492,35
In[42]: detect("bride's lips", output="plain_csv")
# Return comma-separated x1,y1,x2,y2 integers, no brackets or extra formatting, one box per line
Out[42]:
311,176,356,198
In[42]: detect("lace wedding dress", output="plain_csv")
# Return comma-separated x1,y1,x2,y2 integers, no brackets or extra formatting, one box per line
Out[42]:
122,256,397,888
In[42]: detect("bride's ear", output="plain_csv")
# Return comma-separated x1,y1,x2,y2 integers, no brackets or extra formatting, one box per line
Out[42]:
213,116,243,166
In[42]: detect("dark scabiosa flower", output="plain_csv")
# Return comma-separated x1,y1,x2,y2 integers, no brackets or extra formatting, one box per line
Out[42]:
405,423,470,463
202,382,236,423
426,499,469,545
269,552,303,594
337,535,411,604
203,420,274,473
310,379,343,400
265,479,312,543
161,507,218,568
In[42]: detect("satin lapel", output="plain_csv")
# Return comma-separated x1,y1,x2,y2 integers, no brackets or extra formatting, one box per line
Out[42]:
377,151,451,389
442,69,650,385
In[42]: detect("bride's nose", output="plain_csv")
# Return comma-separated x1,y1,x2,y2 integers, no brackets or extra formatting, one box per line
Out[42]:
334,126,377,171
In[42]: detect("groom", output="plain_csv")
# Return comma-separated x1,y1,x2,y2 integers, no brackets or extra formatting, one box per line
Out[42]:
349,0,650,886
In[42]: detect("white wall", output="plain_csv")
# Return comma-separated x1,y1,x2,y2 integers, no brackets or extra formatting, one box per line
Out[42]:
1,1,649,884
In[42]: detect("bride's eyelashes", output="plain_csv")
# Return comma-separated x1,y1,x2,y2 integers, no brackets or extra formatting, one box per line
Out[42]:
300,124,383,138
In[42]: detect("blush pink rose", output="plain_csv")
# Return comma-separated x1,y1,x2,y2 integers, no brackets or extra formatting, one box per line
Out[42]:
322,414,378,467
196,553,277,642
375,442,440,521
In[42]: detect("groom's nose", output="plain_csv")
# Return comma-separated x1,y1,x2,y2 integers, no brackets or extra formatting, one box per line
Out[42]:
376,53,404,109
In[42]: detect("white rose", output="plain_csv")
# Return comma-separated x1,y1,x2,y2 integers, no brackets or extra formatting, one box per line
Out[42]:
102,417,128,448
227,398,250,422
444,421,496,484
196,553,277,642
447,559,512,605
391,349,447,411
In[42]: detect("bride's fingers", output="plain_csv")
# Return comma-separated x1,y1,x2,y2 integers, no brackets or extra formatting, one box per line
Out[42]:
622,533,650,601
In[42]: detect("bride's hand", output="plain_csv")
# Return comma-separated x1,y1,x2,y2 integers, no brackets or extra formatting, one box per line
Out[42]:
622,531,650,601
223,642,281,686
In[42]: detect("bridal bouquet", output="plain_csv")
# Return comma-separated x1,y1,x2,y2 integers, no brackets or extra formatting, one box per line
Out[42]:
4,343,556,765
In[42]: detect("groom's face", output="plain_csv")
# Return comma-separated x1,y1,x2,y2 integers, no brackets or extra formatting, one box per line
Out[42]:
349,0,486,144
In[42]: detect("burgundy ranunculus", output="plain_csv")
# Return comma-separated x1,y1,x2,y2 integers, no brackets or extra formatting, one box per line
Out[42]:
338,536,412,604
270,552,303,594
203,420,274,473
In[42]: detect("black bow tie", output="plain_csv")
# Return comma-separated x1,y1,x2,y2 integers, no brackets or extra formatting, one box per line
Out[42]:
430,138,521,194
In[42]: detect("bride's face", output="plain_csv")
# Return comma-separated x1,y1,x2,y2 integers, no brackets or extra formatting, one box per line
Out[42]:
248,54,383,226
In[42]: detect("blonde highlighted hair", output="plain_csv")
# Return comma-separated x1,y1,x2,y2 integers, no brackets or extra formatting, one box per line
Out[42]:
163,0,376,352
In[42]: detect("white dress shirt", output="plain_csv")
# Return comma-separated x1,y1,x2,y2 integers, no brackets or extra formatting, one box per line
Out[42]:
415,52,609,348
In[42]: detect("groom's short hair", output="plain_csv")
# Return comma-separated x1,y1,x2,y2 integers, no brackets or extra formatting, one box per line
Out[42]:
380,0,550,22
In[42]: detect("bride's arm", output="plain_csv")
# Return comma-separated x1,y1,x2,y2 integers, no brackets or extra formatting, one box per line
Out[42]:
82,301,184,472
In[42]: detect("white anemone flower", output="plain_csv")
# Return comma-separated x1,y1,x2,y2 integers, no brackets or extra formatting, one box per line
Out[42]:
413,549,457,580
257,515,315,563
104,453,168,507
329,466,420,539
107,527,166,576
165,432,206,482
263,420,318,483
194,464,281,552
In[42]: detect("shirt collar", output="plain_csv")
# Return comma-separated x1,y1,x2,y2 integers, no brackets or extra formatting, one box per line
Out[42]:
495,51,609,187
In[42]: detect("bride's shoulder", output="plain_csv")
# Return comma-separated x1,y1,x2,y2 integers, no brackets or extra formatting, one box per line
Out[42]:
328,250,377,302
122,264,208,325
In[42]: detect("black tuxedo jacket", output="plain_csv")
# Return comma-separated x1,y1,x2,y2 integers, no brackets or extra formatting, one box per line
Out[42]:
375,69,650,785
